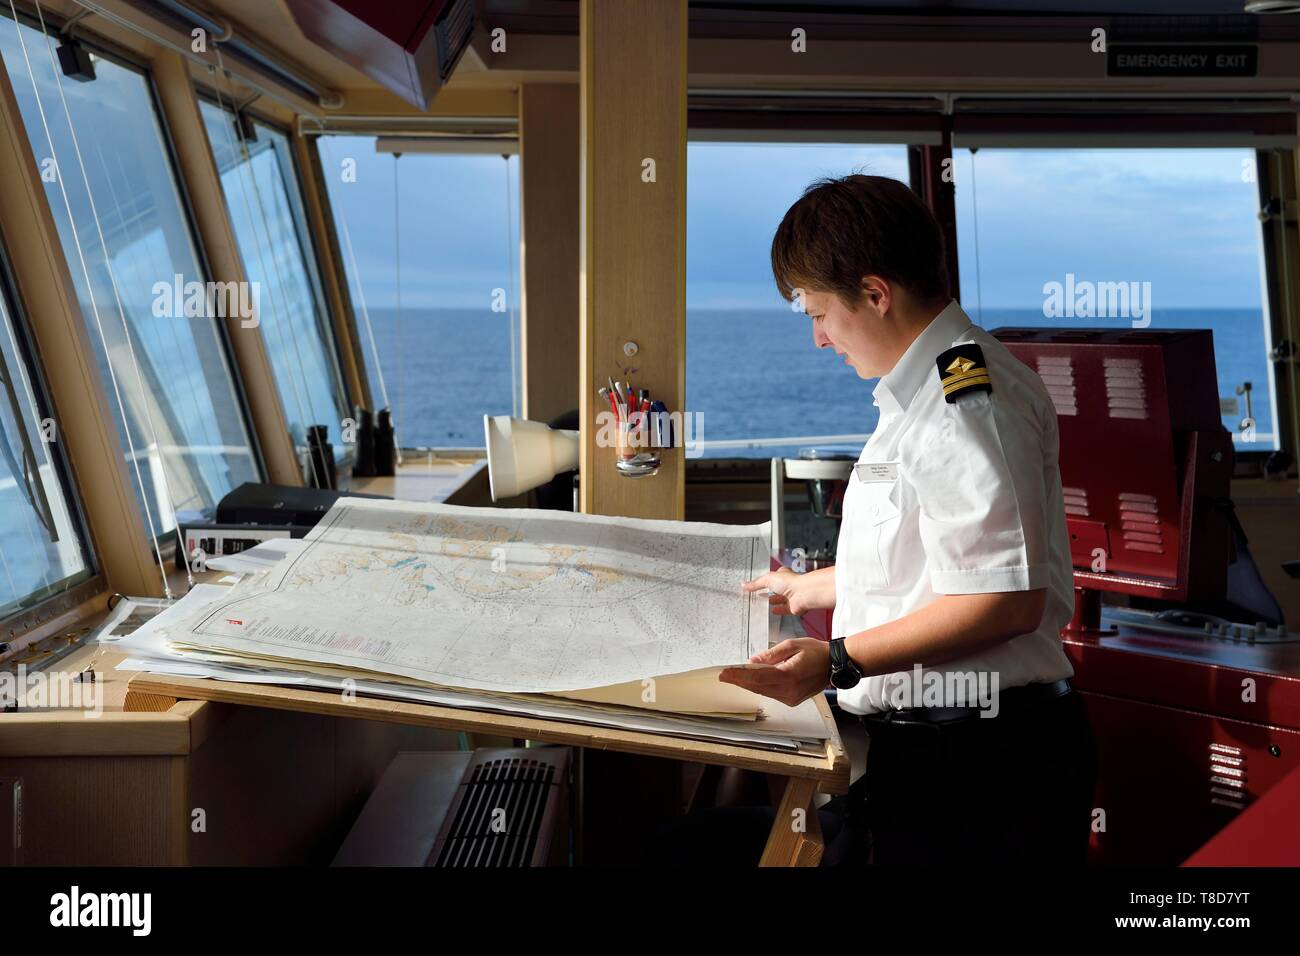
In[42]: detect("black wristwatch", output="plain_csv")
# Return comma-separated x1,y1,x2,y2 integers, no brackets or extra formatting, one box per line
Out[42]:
829,638,862,690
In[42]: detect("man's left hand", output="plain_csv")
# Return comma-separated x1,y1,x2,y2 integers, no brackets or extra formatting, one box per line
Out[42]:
718,638,831,707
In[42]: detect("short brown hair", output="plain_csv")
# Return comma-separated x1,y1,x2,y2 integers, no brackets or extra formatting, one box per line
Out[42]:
771,174,949,308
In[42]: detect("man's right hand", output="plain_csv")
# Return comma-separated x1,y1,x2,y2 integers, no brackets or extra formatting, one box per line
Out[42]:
741,566,836,616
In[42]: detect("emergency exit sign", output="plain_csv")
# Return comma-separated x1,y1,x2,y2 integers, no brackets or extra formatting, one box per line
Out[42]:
1107,44,1257,78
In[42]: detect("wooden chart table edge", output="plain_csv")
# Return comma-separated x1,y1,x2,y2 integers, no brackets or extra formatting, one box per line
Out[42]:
126,673,850,867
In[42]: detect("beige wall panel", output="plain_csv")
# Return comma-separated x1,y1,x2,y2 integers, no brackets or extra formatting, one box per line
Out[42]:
520,83,580,425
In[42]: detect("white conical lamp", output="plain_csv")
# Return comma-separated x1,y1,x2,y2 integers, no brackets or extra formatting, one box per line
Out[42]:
483,415,580,501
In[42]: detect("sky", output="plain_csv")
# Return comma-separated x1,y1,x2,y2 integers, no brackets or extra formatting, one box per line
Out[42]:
320,138,1268,313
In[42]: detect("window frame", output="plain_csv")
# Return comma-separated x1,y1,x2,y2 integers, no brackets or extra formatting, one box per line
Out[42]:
1254,147,1300,471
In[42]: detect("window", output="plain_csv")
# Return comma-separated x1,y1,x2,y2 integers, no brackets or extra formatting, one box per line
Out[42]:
0,261,93,618
0,19,259,537
954,147,1278,451
199,100,352,475
686,142,912,458
316,135,520,448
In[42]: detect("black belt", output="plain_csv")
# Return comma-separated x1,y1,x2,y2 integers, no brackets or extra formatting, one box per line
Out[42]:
861,678,1072,727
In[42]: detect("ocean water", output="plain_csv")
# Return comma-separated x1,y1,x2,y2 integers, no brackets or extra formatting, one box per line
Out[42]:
358,306,1276,456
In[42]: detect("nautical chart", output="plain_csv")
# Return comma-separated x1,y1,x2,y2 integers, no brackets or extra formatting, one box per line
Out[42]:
175,498,773,693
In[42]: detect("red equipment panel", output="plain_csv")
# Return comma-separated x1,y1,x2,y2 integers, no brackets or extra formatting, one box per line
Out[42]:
993,327,1233,603
1066,631,1300,865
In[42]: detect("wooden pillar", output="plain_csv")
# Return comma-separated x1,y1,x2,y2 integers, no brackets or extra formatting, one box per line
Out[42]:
293,131,373,412
579,0,688,519
0,50,160,596
151,52,302,487
520,84,580,426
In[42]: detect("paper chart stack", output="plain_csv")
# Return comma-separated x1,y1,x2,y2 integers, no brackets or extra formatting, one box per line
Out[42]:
112,498,831,753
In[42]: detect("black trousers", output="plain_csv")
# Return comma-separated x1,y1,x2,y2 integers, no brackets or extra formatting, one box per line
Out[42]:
649,690,1095,866
848,688,1096,866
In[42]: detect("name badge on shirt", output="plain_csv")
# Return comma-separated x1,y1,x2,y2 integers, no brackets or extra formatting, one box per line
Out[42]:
854,461,899,482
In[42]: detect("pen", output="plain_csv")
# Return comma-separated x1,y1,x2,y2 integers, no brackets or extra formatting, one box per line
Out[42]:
600,387,619,421
650,400,667,447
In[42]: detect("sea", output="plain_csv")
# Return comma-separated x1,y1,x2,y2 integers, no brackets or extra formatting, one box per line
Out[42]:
358,306,1277,458
0,303,1278,615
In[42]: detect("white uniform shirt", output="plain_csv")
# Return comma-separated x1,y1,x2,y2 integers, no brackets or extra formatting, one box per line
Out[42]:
833,300,1075,715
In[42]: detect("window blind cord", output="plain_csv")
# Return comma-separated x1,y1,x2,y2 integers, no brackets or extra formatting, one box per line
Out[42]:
504,155,518,419
9,0,172,598
211,51,323,491
318,135,395,432
33,1,191,592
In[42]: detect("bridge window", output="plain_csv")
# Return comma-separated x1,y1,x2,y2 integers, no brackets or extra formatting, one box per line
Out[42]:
198,100,352,478
686,142,913,458
0,22,259,536
315,135,520,449
954,147,1278,451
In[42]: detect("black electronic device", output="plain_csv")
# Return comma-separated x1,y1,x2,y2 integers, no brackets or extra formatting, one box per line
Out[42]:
215,482,387,528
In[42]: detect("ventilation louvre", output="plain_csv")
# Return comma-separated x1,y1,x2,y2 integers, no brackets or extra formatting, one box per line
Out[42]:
1104,357,1149,420
1208,744,1248,812
1036,355,1078,416
1118,493,1164,554
433,756,560,867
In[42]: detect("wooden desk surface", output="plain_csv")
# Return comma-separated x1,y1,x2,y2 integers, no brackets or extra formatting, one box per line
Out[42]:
127,672,851,793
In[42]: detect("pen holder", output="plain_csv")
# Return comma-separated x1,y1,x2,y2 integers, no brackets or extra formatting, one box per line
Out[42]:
615,412,660,477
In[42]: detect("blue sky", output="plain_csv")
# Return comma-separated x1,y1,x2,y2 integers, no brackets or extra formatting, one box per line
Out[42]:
321,138,1267,312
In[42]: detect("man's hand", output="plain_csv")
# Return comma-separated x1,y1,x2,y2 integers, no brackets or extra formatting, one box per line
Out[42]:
742,566,836,616
718,638,830,708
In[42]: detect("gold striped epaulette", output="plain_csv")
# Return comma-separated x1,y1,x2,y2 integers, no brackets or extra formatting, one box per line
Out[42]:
936,343,992,403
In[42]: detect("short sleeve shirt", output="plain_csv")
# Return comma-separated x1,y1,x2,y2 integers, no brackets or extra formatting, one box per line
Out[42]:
832,300,1076,715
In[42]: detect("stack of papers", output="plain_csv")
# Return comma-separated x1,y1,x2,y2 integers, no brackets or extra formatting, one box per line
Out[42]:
112,499,831,754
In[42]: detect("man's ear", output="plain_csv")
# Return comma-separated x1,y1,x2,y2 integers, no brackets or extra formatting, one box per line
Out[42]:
860,275,892,313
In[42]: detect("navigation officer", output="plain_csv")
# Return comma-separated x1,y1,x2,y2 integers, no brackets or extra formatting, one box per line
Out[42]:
719,174,1095,866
